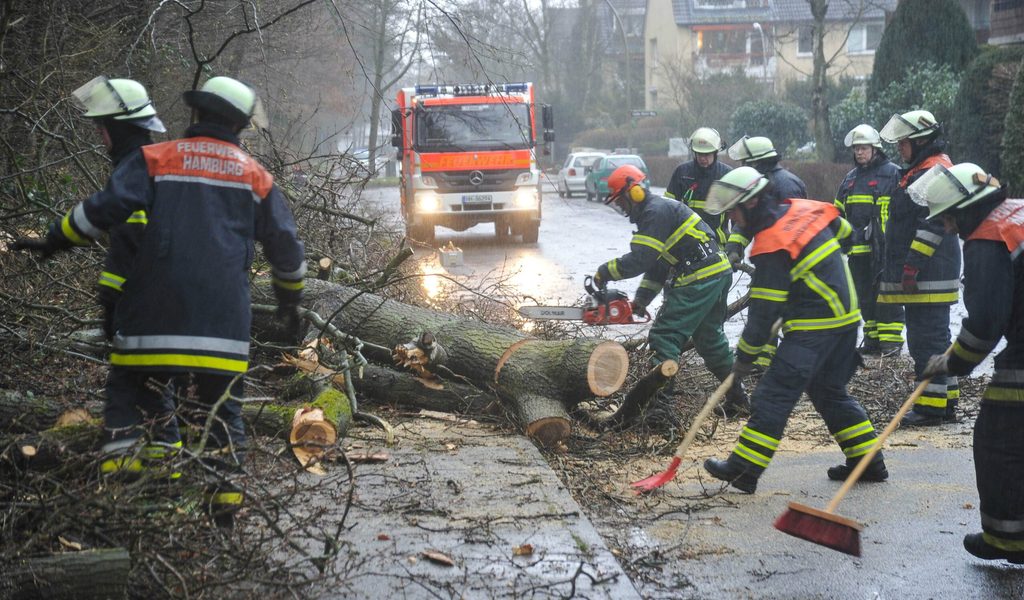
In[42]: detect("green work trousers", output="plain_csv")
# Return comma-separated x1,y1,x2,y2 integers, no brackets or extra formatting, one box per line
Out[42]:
648,272,733,379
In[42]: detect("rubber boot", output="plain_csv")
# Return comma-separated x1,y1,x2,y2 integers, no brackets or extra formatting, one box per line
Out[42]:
963,533,1024,564
879,341,902,356
718,379,750,418
703,458,758,493
826,453,889,482
901,409,944,428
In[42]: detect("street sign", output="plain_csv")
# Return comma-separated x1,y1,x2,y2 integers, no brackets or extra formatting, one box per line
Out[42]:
630,110,657,118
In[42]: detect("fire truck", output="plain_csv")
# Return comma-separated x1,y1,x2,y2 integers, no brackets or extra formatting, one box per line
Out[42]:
391,83,554,244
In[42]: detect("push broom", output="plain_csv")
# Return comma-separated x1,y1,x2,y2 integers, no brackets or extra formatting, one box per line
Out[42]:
774,349,951,556
631,319,782,493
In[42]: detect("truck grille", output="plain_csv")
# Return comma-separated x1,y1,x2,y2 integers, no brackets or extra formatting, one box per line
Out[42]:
434,169,519,193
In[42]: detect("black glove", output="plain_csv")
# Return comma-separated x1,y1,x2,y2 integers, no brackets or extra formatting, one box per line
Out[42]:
11,236,60,259
732,360,754,380
275,303,302,343
921,353,949,379
592,270,607,290
630,301,648,319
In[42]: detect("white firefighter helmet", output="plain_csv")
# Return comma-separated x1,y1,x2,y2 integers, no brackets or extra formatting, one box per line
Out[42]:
183,76,268,128
844,124,882,149
705,166,769,215
71,76,166,132
908,162,1002,219
689,127,725,154
879,110,940,143
727,135,777,163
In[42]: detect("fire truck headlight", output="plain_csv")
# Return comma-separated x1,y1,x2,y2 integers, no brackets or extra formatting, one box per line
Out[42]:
514,189,538,208
417,192,440,212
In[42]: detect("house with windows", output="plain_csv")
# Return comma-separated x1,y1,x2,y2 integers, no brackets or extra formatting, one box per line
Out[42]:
644,0,896,110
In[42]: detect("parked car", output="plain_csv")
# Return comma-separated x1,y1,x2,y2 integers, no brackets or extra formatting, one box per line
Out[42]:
556,151,605,198
583,154,650,203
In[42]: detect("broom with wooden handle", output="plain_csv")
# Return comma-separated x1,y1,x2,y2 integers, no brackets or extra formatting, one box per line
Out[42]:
630,373,736,492
631,319,783,493
773,347,952,556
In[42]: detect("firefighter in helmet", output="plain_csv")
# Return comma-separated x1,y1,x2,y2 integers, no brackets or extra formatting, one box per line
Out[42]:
592,164,747,428
665,127,733,245
13,75,306,526
701,167,886,493
834,124,903,356
877,109,962,427
910,162,1024,564
724,135,808,369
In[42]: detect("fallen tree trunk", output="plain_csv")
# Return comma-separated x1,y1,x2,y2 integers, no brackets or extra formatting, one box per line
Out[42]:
353,363,499,417
268,280,630,447
0,547,130,600
1,391,351,471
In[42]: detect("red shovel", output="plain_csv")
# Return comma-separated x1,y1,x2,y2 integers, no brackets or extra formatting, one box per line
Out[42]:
631,373,737,493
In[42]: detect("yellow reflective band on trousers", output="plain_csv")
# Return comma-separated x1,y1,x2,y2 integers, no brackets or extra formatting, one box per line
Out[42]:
98,271,126,291
947,377,960,401
734,443,771,468
212,492,244,506
272,276,305,291
739,426,779,450
110,353,249,373
915,382,948,408
842,438,877,459
877,322,905,343
834,420,873,442
101,456,143,474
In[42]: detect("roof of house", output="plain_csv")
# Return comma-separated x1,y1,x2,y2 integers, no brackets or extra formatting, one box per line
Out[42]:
669,0,896,26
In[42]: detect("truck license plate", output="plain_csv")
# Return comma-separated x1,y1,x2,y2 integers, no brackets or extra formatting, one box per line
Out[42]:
462,194,493,204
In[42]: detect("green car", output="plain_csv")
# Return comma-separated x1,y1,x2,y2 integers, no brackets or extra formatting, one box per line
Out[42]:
583,154,650,203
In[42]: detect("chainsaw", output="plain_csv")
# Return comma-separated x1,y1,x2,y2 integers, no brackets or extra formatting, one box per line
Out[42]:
518,276,651,325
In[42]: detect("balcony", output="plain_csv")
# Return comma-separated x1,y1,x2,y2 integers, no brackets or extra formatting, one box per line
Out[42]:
694,52,776,80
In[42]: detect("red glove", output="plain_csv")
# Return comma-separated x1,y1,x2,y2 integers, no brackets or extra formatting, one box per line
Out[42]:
901,265,919,293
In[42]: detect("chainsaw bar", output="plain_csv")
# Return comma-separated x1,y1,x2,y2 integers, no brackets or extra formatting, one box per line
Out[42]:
517,305,586,320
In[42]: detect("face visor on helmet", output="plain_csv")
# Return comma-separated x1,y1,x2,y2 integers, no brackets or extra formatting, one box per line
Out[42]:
908,164,1001,219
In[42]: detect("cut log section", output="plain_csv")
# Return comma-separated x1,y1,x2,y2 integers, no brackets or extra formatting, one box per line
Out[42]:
259,279,631,447
0,547,130,600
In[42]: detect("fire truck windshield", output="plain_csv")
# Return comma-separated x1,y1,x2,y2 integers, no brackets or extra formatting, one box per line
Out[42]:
414,103,532,152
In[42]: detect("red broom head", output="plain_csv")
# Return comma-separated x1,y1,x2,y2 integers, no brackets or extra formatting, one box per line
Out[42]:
774,502,862,557
630,456,682,494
